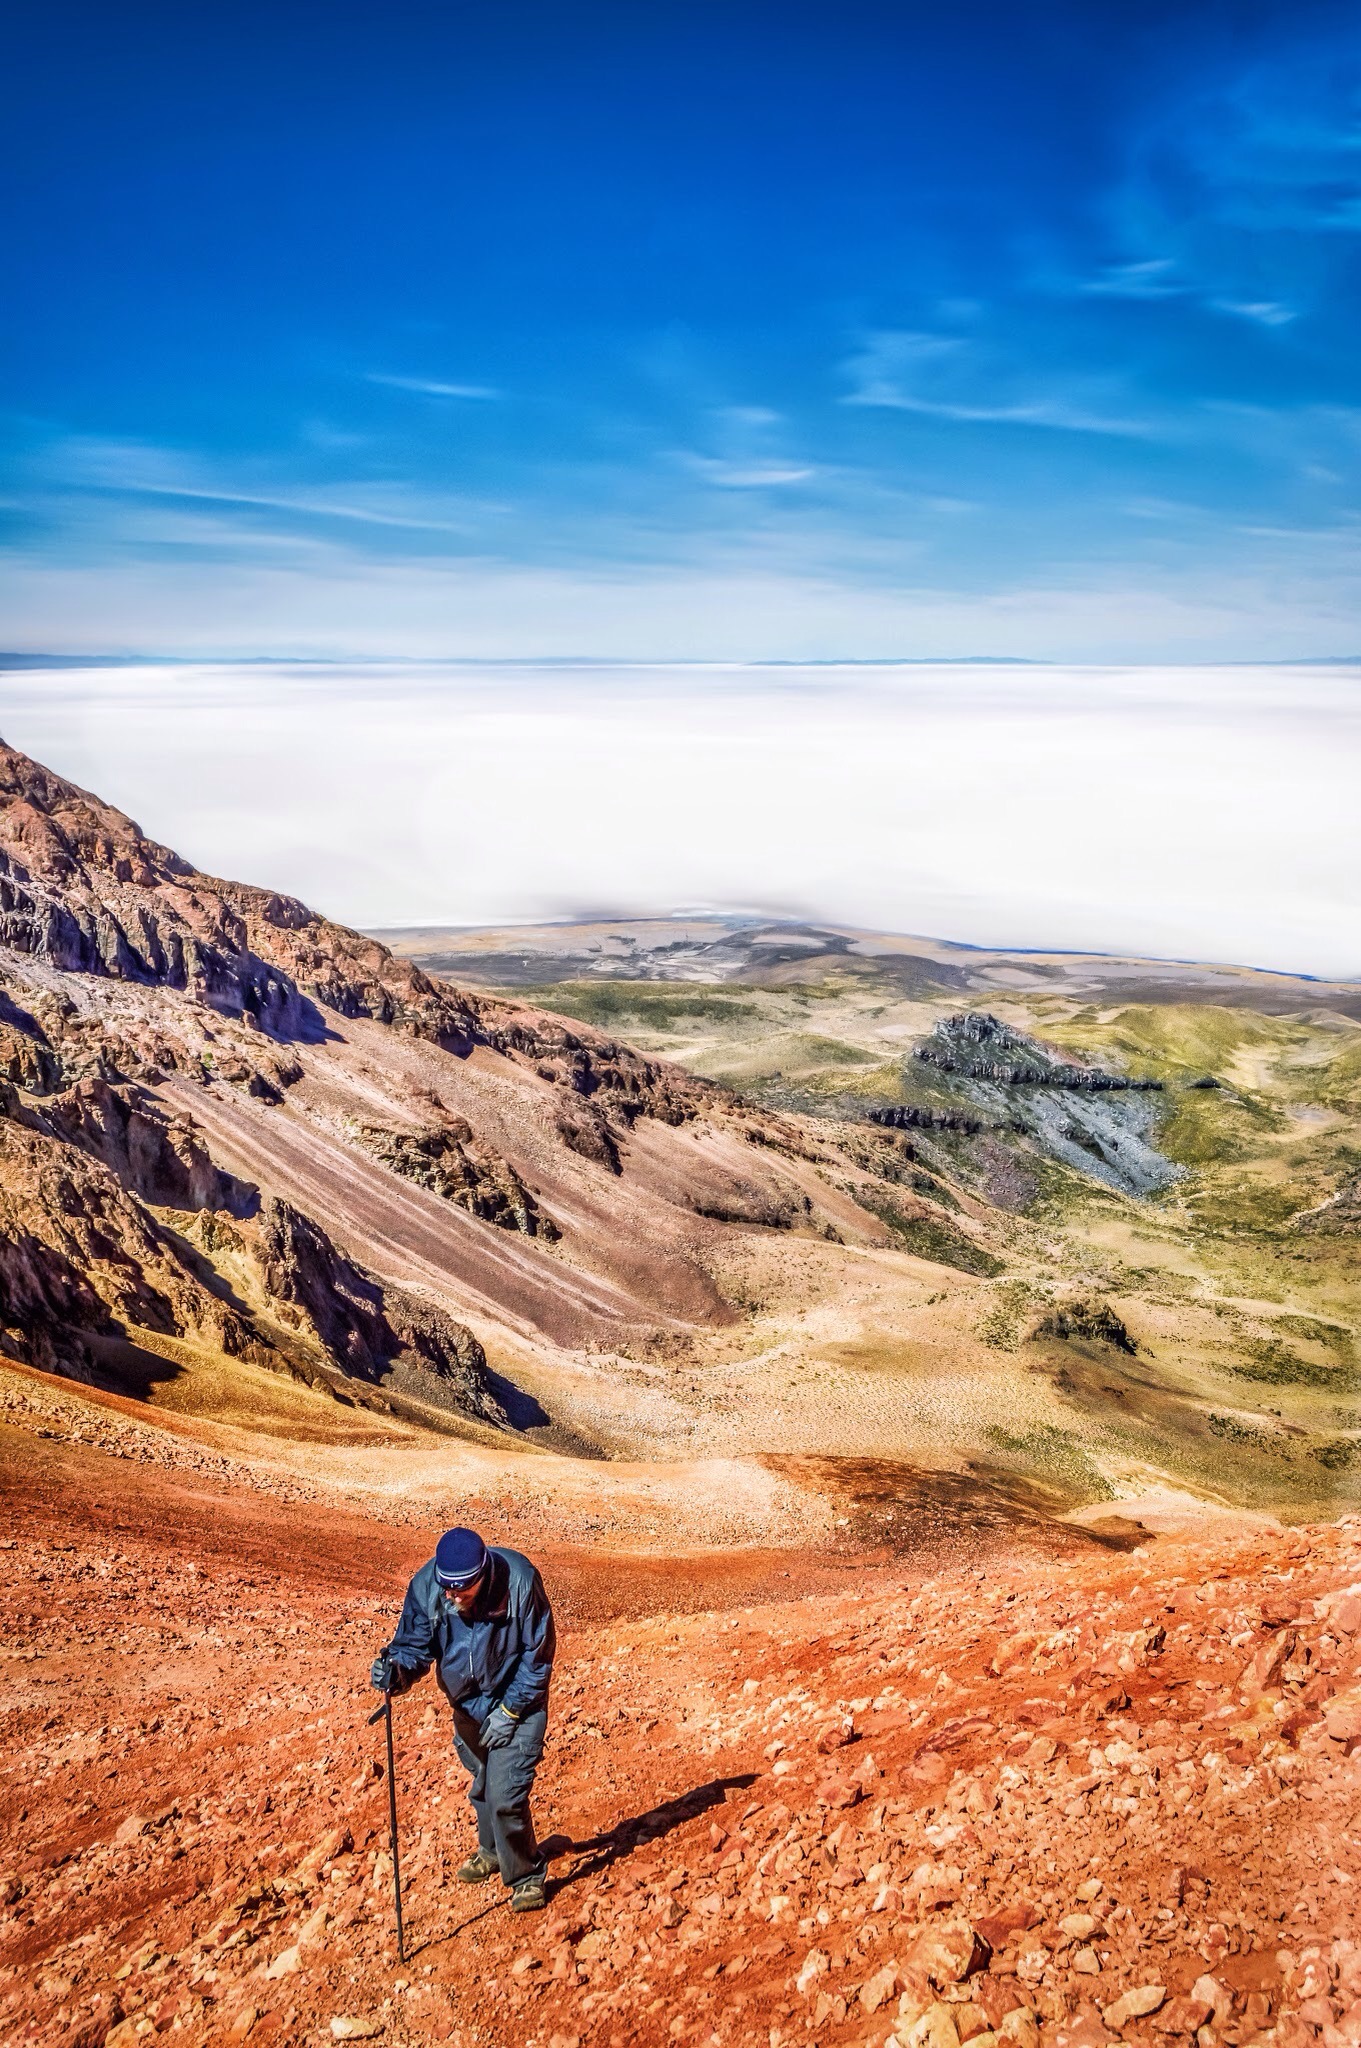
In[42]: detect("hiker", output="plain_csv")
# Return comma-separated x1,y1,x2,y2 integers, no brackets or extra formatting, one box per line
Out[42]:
371,1526,556,1913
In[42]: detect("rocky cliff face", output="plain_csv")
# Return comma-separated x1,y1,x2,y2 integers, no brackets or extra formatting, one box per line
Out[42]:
0,739,482,1047
0,1114,267,1379
883,1012,1180,1203
915,1012,1163,1093
350,1115,558,1238
10,1075,254,1213
0,739,719,1139
0,1057,499,1417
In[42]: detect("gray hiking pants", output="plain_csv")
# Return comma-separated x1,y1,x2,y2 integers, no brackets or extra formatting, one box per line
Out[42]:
451,1705,548,1886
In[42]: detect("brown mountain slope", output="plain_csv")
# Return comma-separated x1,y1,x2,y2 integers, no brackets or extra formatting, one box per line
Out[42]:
0,738,979,1440
0,1079,504,1423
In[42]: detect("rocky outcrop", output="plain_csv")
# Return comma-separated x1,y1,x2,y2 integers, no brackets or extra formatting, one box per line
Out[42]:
0,1083,505,1424
0,842,314,1039
1294,1172,1361,1234
868,1103,986,1136
684,1184,811,1230
0,1020,60,1093
496,1008,717,1129
255,1197,502,1420
1035,1298,1138,1353
4,1076,255,1215
878,1014,1180,1204
914,1013,1162,1092
0,739,477,1048
351,1118,558,1238
555,1106,623,1174
0,1118,268,1378
0,982,63,1093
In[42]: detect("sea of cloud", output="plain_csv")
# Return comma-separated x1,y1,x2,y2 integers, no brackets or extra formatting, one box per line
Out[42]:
1,659,1355,979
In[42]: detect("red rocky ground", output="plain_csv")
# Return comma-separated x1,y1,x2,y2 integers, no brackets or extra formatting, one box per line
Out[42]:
2,1425,1359,2048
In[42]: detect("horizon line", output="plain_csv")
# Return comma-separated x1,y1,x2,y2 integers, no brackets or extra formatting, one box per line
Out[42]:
5,651,1361,672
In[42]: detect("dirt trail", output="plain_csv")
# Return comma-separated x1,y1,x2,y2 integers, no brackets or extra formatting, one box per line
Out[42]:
2,1428,1359,2048
0,1357,838,1556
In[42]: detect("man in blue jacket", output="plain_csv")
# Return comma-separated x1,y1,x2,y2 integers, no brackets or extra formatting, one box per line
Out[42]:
371,1527,556,1913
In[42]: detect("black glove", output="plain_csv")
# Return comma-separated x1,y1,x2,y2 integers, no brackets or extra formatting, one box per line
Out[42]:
479,1704,518,1750
371,1651,394,1693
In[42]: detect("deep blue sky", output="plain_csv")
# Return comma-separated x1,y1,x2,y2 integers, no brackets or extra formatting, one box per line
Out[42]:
5,0,1361,659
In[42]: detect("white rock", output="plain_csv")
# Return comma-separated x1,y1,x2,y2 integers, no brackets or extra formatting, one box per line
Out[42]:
899,2003,963,2048
1000,2009,1040,2048
796,1947,830,1996
266,1904,329,1979
1103,1985,1166,2029
860,1965,900,2015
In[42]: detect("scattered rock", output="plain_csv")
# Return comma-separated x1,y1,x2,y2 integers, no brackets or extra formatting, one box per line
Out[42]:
900,2003,964,2048
1103,1986,1166,2030
999,2006,1041,2048
796,1948,829,1995
911,1921,992,1986
1152,1993,1214,2034
861,1963,901,2013
1323,1690,1361,1743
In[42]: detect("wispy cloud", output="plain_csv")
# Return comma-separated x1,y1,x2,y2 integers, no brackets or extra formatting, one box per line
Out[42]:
673,403,816,488
681,456,814,488
840,331,1154,439
29,437,501,541
366,372,501,400
1082,259,1185,302
1210,298,1297,327
1081,269,1298,326
1091,42,1361,328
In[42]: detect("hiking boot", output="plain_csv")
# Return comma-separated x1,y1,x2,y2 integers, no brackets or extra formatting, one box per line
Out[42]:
509,1870,547,1912
456,1848,500,1884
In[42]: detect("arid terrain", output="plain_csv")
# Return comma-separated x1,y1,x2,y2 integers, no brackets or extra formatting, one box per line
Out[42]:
3,1415,1359,2048
0,740,1358,2047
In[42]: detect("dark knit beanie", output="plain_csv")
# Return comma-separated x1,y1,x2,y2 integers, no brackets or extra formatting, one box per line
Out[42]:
435,1527,488,1587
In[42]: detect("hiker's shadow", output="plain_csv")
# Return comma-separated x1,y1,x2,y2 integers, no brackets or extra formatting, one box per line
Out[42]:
406,1772,759,1955
543,1771,759,1896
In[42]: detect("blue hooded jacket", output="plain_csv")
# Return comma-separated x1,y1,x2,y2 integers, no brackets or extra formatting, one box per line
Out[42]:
383,1546,555,1724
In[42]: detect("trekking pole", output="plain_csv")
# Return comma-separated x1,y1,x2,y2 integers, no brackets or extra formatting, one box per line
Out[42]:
367,1695,406,1964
